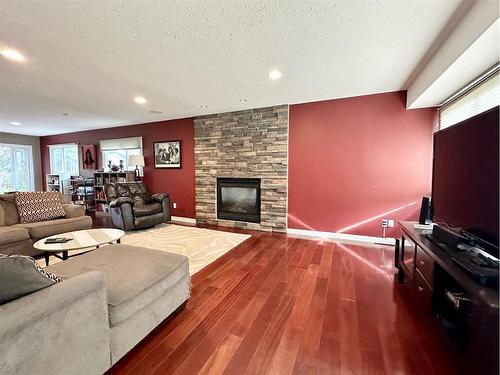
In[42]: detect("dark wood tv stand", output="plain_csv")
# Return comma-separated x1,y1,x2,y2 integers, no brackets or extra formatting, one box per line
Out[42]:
396,221,499,375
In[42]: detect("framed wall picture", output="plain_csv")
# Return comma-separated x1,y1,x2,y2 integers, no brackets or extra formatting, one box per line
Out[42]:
82,144,97,169
154,140,181,168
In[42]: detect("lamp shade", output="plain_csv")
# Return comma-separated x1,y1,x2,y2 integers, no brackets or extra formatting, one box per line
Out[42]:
128,155,145,167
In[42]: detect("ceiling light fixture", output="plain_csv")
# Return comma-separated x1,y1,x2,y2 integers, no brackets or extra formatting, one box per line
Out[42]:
200,105,209,109
0,49,26,62
240,99,248,102
134,96,147,104
9,121,21,126
268,70,282,80
149,110,162,114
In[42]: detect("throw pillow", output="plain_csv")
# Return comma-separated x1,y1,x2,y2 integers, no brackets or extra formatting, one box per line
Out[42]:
14,192,66,224
0,254,62,304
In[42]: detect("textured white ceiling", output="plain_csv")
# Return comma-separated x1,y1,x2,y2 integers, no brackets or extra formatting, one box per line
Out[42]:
0,0,463,136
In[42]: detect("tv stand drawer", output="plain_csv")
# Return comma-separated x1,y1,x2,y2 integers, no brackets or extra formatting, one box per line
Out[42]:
415,246,434,285
414,268,433,311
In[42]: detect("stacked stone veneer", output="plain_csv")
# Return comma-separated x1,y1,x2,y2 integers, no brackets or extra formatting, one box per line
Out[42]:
194,105,288,232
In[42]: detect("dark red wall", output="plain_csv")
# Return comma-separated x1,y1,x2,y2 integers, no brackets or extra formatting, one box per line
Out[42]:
40,118,195,218
40,91,437,237
288,91,437,238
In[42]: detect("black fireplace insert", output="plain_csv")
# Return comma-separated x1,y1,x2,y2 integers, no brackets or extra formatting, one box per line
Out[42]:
217,178,261,223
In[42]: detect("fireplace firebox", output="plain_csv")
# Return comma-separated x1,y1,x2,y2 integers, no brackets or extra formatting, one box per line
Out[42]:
217,178,261,223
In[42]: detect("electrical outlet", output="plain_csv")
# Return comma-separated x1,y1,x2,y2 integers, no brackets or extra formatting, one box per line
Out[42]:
382,219,394,228
173,202,177,208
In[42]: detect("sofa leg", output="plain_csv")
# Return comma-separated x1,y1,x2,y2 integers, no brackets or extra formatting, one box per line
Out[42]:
175,301,188,314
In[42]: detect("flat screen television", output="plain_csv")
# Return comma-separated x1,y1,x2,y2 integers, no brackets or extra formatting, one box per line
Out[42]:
431,106,499,255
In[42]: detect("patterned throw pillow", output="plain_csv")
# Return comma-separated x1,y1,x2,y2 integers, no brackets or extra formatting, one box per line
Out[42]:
0,254,62,304
14,192,66,224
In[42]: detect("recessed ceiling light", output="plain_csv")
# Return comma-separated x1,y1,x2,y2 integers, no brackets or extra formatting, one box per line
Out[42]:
61,113,70,116
134,96,147,104
10,121,21,126
149,110,162,114
200,105,209,109
0,49,26,62
268,70,282,80
240,99,248,102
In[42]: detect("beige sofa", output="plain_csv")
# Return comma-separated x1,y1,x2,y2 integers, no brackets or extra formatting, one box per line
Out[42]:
0,193,92,257
0,244,190,375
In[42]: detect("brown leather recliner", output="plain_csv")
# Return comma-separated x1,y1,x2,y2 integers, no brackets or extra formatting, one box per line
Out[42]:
103,182,171,230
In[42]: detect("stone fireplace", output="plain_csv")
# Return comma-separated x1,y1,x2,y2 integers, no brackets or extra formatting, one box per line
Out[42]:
194,105,288,232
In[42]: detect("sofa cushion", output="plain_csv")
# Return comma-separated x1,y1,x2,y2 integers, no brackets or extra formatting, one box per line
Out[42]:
46,244,189,326
0,226,30,246
0,254,61,304
0,194,20,226
132,202,163,217
13,215,92,241
14,192,66,224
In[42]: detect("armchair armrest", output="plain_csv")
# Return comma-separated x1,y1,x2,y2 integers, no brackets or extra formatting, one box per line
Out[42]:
151,193,169,203
109,197,134,208
62,203,85,218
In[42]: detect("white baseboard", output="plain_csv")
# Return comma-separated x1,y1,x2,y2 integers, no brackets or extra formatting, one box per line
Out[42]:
287,228,396,246
171,216,197,224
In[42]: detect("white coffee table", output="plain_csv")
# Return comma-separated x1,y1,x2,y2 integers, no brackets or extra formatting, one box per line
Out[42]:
34,228,124,265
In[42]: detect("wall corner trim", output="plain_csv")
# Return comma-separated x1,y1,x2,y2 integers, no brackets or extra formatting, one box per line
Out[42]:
286,228,396,246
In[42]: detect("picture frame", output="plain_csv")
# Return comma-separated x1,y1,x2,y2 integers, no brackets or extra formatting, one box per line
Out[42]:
81,144,97,169
154,140,182,168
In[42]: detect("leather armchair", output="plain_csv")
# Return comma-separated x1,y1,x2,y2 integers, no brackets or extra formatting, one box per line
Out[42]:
103,182,171,231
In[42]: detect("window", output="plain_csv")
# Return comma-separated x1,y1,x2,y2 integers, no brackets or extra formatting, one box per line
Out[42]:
0,143,34,193
100,137,143,173
49,144,79,181
102,149,141,170
439,70,500,130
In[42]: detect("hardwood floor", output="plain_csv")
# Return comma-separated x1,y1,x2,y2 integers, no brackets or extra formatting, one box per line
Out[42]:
99,218,460,375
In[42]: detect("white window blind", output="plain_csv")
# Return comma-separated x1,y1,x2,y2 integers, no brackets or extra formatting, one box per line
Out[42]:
439,72,500,130
99,137,142,151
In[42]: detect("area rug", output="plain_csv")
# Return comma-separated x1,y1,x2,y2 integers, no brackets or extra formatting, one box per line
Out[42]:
120,224,251,274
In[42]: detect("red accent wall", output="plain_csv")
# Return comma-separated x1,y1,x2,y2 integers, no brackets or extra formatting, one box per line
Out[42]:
40,118,195,218
288,91,437,238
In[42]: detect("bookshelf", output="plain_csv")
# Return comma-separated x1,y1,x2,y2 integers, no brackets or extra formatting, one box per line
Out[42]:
93,171,136,213
46,174,61,192
68,176,95,212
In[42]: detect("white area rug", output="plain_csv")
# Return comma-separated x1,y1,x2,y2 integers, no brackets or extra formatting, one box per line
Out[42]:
121,224,251,274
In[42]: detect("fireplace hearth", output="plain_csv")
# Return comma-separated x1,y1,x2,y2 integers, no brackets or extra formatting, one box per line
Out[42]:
217,178,261,223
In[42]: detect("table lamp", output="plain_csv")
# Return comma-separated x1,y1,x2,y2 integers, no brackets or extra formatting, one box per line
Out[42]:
128,155,145,181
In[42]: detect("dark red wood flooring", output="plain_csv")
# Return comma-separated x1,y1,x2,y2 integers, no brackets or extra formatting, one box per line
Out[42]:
93,214,459,374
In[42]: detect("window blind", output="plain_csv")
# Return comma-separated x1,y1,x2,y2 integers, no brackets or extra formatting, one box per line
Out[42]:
99,137,142,151
439,72,500,130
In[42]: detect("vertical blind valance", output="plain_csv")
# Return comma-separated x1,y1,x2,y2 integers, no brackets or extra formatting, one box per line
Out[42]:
439,72,500,130
99,137,143,151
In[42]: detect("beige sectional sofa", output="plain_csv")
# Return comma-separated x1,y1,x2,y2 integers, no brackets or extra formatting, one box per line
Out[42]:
0,193,92,257
0,244,190,374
